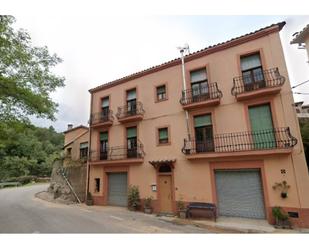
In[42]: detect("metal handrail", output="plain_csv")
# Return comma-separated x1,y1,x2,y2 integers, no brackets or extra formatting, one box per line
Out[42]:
89,141,145,161
182,127,297,155
116,101,145,119
231,67,285,96
90,110,114,125
180,82,223,105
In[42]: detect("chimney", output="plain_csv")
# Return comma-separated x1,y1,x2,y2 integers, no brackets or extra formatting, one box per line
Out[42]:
67,124,73,130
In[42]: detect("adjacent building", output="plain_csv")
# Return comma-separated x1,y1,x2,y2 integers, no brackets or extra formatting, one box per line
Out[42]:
87,22,309,228
63,124,89,167
294,101,309,119
291,24,309,63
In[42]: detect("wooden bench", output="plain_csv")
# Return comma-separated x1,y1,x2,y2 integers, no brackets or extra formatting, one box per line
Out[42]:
0,182,22,189
186,202,217,221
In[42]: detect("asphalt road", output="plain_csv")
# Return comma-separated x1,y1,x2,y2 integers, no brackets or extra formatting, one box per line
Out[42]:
0,184,209,233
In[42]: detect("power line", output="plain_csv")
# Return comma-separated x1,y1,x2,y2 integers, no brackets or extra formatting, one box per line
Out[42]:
292,79,309,89
293,92,309,95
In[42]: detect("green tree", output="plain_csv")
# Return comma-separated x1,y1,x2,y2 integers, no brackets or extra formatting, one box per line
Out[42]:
0,121,64,180
0,15,65,122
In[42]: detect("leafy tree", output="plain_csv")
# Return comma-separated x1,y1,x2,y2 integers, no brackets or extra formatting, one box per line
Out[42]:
0,121,64,180
0,15,65,122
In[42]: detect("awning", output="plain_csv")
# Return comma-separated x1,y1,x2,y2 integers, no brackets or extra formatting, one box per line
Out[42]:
149,159,176,169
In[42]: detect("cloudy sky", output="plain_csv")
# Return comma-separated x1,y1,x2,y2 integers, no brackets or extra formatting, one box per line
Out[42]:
12,15,309,132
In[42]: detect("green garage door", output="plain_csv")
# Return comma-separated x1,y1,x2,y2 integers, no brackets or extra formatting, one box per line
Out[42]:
215,170,266,219
108,173,128,206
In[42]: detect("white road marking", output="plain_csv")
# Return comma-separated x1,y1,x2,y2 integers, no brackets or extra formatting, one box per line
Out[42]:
110,215,124,221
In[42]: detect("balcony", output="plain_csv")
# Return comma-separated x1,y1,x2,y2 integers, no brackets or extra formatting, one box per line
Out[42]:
231,68,285,101
182,127,297,159
180,82,223,110
89,142,145,166
116,101,145,123
90,110,114,128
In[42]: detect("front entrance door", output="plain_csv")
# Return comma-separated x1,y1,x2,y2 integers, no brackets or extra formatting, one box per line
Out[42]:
158,175,173,213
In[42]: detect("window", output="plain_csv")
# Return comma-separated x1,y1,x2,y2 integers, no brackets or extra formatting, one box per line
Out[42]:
100,132,108,160
101,97,110,121
248,104,275,149
190,68,209,98
158,127,169,144
94,178,100,192
194,114,214,152
240,53,265,88
79,142,88,159
127,126,137,158
126,89,137,115
156,85,167,101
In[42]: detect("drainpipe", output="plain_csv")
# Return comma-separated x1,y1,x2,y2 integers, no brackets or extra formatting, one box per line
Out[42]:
86,92,93,199
179,46,191,141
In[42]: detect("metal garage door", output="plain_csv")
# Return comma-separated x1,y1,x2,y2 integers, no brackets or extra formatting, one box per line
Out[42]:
215,170,265,219
108,173,128,206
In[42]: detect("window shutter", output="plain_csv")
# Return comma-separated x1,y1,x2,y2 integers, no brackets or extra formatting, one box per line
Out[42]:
100,132,108,141
127,127,137,138
190,68,207,83
241,54,261,71
194,115,212,127
159,128,168,139
127,89,136,100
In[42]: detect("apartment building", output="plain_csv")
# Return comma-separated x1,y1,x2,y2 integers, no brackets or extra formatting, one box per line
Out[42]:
87,22,309,228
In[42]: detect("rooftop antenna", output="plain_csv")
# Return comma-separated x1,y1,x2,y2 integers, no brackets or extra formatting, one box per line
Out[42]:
177,43,191,141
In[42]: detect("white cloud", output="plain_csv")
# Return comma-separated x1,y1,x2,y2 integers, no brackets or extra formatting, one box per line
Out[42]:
10,15,309,132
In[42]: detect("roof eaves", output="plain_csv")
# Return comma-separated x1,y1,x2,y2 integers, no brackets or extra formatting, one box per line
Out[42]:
89,21,286,94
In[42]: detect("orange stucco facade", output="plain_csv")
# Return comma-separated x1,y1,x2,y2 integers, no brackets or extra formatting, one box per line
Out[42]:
87,23,309,228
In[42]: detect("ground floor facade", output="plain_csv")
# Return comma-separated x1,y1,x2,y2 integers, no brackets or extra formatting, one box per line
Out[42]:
88,153,309,228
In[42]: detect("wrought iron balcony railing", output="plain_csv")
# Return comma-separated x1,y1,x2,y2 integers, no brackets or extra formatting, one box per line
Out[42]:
116,101,145,120
182,127,297,155
231,68,285,96
90,110,114,125
90,142,145,161
180,82,223,106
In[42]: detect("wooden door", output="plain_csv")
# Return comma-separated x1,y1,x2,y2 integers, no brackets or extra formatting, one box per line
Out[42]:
159,175,173,213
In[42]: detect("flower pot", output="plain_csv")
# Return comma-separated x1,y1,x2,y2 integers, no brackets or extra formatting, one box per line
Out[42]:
179,210,187,219
144,207,153,214
281,192,288,199
86,199,93,206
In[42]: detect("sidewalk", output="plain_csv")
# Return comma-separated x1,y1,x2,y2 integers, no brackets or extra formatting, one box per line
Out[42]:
158,216,309,233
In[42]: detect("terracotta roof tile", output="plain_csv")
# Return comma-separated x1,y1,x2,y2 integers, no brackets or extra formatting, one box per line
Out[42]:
89,21,286,93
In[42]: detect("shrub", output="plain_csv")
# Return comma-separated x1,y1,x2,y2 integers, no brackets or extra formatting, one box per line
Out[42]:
272,206,288,221
128,185,140,209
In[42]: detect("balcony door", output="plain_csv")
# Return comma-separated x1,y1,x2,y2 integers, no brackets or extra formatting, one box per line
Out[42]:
194,114,214,153
190,68,209,102
240,53,265,90
249,104,276,149
100,131,108,160
126,89,137,115
127,127,137,158
101,97,110,121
